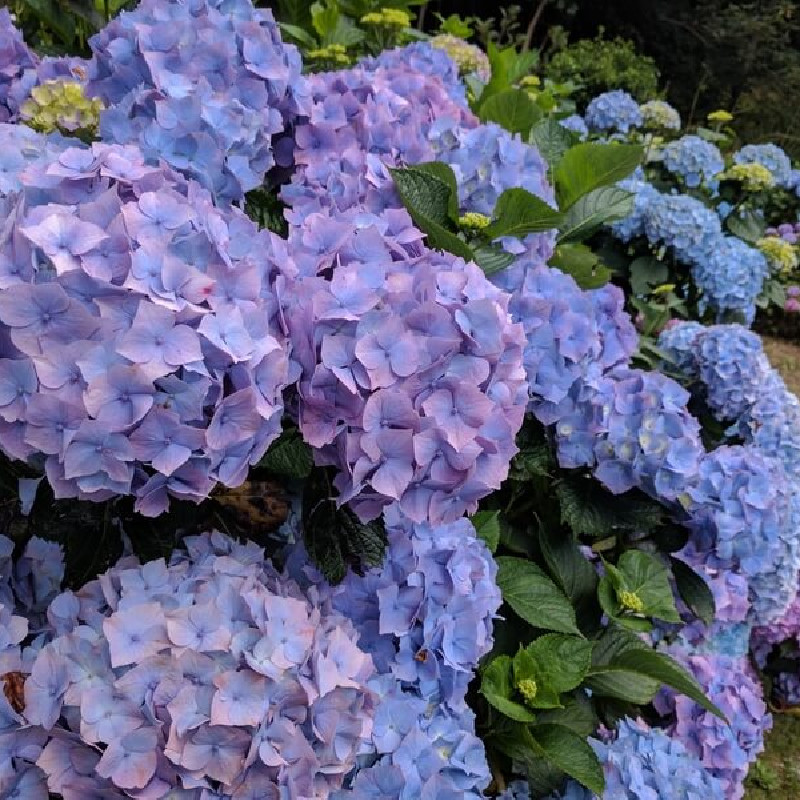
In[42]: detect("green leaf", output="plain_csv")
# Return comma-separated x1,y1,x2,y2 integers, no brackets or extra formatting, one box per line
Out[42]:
535,691,598,737
311,1,339,38
510,443,552,481
670,556,715,626
471,510,501,554
726,209,766,243
558,187,634,243
390,167,475,262
695,126,730,144
556,478,664,538
525,634,593,694
584,667,661,704
410,161,461,223
496,556,581,635
278,22,317,47
473,245,516,276
259,427,314,479
477,44,539,109
481,656,538,722
589,648,726,720
548,244,611,289
339,507,387,570
530,117,575,171
479,89,542,138
629,256,670,296
616,550,681,623
485,188,562,240
529,724,605,795
554,143,643,210
513,648,563,709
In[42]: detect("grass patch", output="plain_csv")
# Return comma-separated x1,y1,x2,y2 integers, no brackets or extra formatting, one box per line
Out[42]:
745,714,800,798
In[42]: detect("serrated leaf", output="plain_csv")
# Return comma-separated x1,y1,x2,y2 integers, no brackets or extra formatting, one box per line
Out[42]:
390,167,475,262
556,479,664,538
535,691,598,737
481,656,537,722
340,507,387,569
473,245,516,276
529,724,605,795
496,556,581,635
554,143,643,210
525,634,593,694
558,187,634,243
410,161,461,223
530,117,575,171
513,648,563,709
628,255,670,296
584,667,661,704
670,556,715,626
589,648,726,719
479,89,542,137
485,188,562,240
510,442,552,480
471,510,501,554
549,243,611,289
259,427,313,479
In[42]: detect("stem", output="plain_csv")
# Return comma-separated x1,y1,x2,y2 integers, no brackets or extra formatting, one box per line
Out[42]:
523,0,549,52
417,2,427,31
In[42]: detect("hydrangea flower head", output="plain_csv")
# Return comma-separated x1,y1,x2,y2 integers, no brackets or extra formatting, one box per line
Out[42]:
584,90,642,133
431,34,491,82
662,135,724,189
20,79,103,139
733,143,793,188
723,162,776,191
559,114,588,140
640,99,681,131
9,531,375,797
757,235,799,275
0,138,293,513
87,0,310,204
0,8,38,124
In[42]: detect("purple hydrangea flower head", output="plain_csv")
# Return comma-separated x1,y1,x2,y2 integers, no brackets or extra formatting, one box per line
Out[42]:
0,9,38,124
86,0,310,204
662,135,724,189
11,531,375,797
584,90,642,133
655,644,770,800
0,139,293,512
285,235,527,524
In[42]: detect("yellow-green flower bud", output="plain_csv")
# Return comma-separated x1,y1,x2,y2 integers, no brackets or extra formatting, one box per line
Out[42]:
618,590,645,613
517,678,538,706
361,8,411,27
459,212,491,231
708,109,733,124
652,283,676,295
20,79,103,140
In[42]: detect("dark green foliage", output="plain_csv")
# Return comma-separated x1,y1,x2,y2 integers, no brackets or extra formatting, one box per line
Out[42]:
544,32,660,106
259,425,314,480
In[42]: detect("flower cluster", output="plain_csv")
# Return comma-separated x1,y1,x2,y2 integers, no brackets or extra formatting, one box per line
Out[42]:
319,514,500,797
584,89,642,133
757,235,799,275
787,284,800,312
733,143,793,188
685,446,797,626
20,79,103,139
281,57,475,226
0,123,79,196
285,238,527,524
723,162,776,191
555,367,704,503
87,0,310,205
613,181,768,322
765,221,800,244
559,113,588,140
549,718,726,800
661,135,724,189
5,531,375,797
654,646,770,800
0,139,293,514
361,8,411,28
358,41,471,108
431,34,491,82
0,8,38,124
640,99,681,131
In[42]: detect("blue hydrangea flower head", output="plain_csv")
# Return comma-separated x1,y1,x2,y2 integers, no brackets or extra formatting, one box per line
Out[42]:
662,135,724,189
733,143,793,188
559,114,588,140
584,90,643,133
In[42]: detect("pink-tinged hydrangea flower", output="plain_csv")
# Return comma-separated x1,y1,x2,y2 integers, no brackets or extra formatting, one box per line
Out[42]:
86,0,310,205
0,138,294,513
285,235,526,524
655,644,771,800
7,531,374,797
